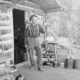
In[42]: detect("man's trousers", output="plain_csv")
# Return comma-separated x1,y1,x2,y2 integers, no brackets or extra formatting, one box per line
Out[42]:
27,37,43,68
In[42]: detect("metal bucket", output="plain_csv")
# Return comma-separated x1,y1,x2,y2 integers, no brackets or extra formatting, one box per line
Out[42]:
75,59,80,70
64,59,74,69
60,62,65,68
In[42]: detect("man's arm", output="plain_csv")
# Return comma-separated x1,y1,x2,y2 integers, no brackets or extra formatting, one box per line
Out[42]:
39,25,45,34
25,24,30,37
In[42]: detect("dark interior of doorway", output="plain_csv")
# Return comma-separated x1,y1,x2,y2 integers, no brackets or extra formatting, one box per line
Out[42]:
13,9,26,64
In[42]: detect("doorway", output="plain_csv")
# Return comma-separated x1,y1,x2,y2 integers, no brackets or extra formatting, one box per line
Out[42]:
13,9,26,64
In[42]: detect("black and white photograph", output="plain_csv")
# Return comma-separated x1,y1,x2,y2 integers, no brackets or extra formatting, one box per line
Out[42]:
0,0,80,80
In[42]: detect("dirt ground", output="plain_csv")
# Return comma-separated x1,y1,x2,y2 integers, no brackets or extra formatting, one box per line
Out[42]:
17,64,80,80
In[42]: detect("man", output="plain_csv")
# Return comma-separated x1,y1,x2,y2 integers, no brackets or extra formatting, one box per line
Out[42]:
25,15,45,71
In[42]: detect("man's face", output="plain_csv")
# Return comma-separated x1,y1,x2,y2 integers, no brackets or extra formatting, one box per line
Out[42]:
31,17,38,24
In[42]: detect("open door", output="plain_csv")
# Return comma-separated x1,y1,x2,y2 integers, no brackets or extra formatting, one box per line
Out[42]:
13,9,25,64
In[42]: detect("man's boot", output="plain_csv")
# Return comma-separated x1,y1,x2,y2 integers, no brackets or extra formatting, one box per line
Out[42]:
38,67,44,72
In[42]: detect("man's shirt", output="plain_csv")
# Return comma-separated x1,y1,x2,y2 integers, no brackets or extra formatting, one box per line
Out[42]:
25,23,45,38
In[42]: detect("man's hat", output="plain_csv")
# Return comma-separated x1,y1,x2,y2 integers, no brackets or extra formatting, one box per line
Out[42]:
29,15,37,21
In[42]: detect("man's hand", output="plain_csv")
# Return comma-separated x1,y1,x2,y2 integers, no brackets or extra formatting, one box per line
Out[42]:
25,45,28,48
25,45,30,49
